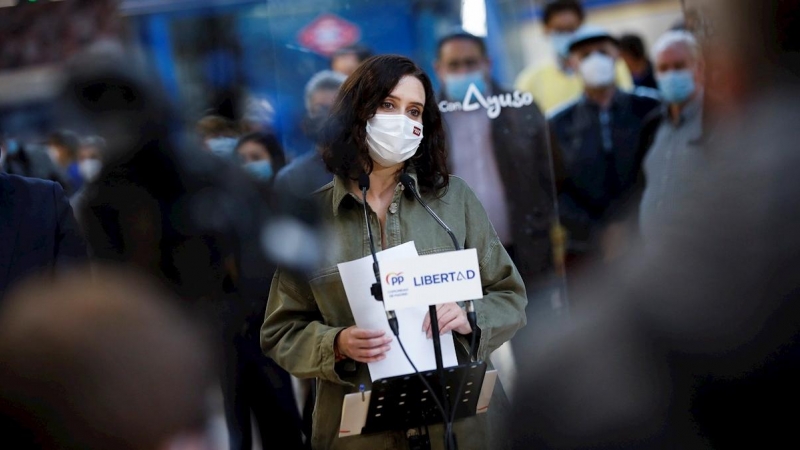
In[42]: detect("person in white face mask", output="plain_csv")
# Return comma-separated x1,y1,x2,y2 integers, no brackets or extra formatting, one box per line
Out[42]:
77,136,106,183
547,26,661,281
514,0,634,114
261,54,527,450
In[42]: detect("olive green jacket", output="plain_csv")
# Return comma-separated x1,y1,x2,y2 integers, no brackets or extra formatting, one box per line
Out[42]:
261,174,527,449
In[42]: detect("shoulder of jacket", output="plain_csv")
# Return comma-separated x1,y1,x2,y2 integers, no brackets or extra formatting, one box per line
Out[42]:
5,173,57,192
547,98,580,121
312,179,334,197
445,175,475,200
630,86,663,103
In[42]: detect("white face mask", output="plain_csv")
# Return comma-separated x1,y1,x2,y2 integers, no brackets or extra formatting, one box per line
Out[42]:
79,159,103,182
579,52,616,88
365,114,423,167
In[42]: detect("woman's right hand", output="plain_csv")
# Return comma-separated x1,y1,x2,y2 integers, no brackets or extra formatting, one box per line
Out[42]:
335,327,392,363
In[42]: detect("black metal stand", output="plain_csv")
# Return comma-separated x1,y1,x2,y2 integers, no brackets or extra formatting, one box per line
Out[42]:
361,361,488,435
427,305,455,448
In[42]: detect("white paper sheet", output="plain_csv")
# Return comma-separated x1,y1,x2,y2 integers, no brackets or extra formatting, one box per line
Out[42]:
338,241,459,381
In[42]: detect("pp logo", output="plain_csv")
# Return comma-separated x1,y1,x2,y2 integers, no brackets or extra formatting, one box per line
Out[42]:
385,272,405,286
413,126,421,136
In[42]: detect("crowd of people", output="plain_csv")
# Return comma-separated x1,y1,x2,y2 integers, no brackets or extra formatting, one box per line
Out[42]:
1,0,798,449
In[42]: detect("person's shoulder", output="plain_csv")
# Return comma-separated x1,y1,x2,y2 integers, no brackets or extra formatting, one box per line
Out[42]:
547,97,580,122
516,60,559,87
443,175,476,201
290,150,320,168
2,173,59,193
312,179,335,197
628,87,662,105
624,88,663,118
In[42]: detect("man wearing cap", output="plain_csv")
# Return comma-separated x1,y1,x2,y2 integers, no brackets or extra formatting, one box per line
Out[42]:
434,31,559,310
514,0,634,115
548,26,661,278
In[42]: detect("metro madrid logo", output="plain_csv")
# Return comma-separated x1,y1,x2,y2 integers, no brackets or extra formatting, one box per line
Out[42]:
385,272,405,286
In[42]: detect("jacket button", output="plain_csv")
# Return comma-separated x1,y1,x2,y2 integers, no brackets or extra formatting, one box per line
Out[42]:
389,203,398,214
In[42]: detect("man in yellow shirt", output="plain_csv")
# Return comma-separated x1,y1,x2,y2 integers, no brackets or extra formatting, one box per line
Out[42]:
515,0,633,115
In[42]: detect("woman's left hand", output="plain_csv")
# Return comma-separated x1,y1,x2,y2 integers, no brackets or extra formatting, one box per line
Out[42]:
422,303,472,338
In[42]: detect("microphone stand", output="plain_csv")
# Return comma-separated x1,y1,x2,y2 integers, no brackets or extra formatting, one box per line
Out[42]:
401,174,485,450
359,174,454,450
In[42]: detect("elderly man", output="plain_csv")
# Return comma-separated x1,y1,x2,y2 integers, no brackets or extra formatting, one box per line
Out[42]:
548,26,661,275
638,31,705,242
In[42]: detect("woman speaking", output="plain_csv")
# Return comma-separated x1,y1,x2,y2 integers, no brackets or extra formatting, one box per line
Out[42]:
261,55,527,450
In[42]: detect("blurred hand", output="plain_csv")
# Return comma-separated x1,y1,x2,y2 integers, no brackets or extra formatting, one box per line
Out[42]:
423,303,471,338
336,327,392,363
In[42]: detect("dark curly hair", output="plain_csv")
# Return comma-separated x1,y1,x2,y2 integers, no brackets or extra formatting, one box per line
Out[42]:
320,54,449,195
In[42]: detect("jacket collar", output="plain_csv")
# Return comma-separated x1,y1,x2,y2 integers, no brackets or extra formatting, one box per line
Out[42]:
579,87,626,111
662,91,703,127
330,170,420,216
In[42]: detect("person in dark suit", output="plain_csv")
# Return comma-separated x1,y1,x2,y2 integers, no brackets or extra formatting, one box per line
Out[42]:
59,49,307,450
0,166,87,300
548,26,660,276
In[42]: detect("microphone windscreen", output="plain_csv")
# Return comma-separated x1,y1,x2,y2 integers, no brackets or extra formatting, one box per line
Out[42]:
358,173,370,190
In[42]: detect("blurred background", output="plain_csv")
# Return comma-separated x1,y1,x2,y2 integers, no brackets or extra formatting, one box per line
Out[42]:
0,1,693,449
0,0,681,159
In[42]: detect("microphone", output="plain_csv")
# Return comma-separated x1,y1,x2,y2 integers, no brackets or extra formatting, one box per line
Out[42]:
359,174,399,336
401,174,480,447
399,174,477,330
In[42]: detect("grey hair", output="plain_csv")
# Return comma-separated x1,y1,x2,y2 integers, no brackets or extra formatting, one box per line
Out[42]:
304,70,347,111
652,30,700,61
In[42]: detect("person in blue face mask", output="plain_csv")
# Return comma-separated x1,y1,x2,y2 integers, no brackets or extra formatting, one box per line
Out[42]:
235,131,286,183
433,31,562,330
638,30,705,243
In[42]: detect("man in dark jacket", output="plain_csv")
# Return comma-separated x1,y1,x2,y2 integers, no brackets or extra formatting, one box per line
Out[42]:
548,26,660,275
434,31,562,321
0,166,87,300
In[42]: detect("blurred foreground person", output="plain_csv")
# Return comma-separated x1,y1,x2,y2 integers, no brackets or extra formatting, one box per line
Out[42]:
0,153,87,300
0,269,215,450
511,0,800,448
60,47,308,450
